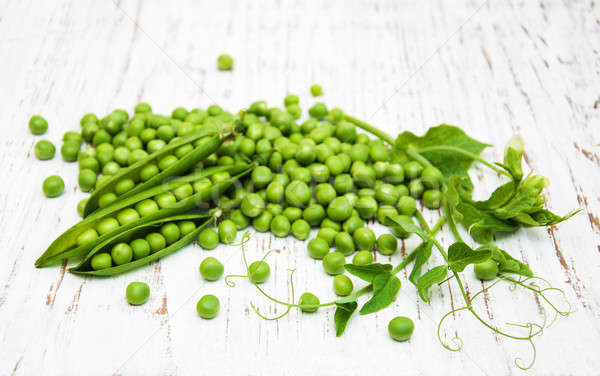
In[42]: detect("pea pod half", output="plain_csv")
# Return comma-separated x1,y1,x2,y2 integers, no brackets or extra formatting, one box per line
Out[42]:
82,120,240,217
35,166,252,267
69,214,212,276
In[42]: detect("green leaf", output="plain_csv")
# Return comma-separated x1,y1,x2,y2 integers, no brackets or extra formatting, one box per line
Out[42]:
416,266,448,302
387,216,427,239
334,301,358,337
447,242,492,272
472,181,516,210
481,245,533,277
344,263,392,283
408,240,433,285
394,124,489,189
360,273,402,315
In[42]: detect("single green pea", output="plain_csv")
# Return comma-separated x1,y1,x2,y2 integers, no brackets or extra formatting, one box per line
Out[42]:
29,115,48,135
250,166,273,189
352,165,376,188
131,238,151,259
421,166,443,189
98,192,118,208
217,54,233,70
327,197,353,222
177,221,196,237
197,294,220,319
241,193,265,218
308,102,328,120
270,215,291,237
76,228,99,247
369,145,389,162
315,183,336,206
248,261,270,284
335,121,357,143
155,192,176,209
295,143,317,165
160,223,180,245
374,183,400,205
474,260,499,281
377,205,399,226
42,175,64,198
174,143,194,159
117,208,140,225
384,163,404,184
354,227,376,251
113,147,130,166
404,161,424,180
333,174,353,194
316,227,338,246
229,210,249,230
34,140,55,160
77,198,88,218
102,161,120,176
377,234,398,255
309,163,330,183
81,112,99,125
252,211,273,232
307,237,330,259
291,219,311,240
290,167,311,183
93,129,112,146
388,316,414,342
173,183,194,201
408,179,425,198
284,94,300,106
423,189,442,209
199,257,224,281
310,84,323,97
77,169,96,192
171,106,188,121
314,144,333,164
390,215,414,239
355,134,371,145
90,253,112,270
342,216,364,235
145,232,166,253
61,142,80,162
198,228,219,250
397,196,417,216
355,196,378,219
286,104,302,119
238,137,256,157
113,178,134,196
302,204,326,226
352,250,373,265
79,157,100,174
265,181,285,203
218,219,237,244
334,232,355,256
111,243,133,265
269,151,283,171
147,139,167,154
133,102,151,114
193,178,212,193
323,251,346,275
321,218,342,232
125,136,143,151
248,100,268,116
126,281,150,305
158,155,178,171
333,275,353,296
281,208,300,223
296,292,319,313
285,180,311,207
373,161,388,179
207,104,223,116
96,217,119,235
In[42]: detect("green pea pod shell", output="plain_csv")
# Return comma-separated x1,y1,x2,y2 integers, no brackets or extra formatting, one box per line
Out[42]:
69,214,212,276
35,166,251,267
83,120,239,217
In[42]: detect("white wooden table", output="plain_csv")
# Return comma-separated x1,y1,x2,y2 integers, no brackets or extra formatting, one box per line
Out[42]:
1,1,599,375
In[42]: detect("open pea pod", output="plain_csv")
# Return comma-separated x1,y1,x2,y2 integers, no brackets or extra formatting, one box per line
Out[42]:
35,166,251,267
83,120,240,217
69,213,212,276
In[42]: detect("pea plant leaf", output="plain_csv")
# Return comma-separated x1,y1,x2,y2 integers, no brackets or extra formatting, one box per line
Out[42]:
408,240,434,285
334,301,358,337
387,216,428,240
393,124,490,189
479,244,533,277
447,242,492,273
344,263,392,283
416,266,448,302
360,272,402,315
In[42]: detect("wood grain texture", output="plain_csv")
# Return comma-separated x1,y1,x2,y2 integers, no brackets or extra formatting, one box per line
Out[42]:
0,0,599,375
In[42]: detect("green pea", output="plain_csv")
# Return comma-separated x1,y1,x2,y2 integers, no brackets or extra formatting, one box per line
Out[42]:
290,167,311,183
474,260,499,281
388,316,414,342
423,189,442,209
199,257,224,281
79,157,100,174
90,253,112,270
77,169,96,192
343,216,364,235
113,147,130,166
317,228,338,246
112,179,134,196
327,197,353,222
131,238,151,259
323,251,345,275
241,193,265,218
408,179,425,198
111,243,133,265
218,219,237,244
96,217,119,235
315,183,336,206
270,215,291,237
375,183,400,204
250,166,273,189
248,261,270,284
377,234,398,255
229,210,249,230
397,196,417,216
294,143,316,165
126,282,150,305
285,180,311,207
354,227,376,251
307,237,330,259
145,232,166,253
420,167,443,189
333,275,353,296
157,155,178,171
303,204,326,226
390,215,414,239
42,175,64,198
60,142,80,162
117,208,140,225
76,229,99,248
173,183,194,201
404,161,423,180
335,121,357,143
349,144,370,163
77,198,88,218
102,161,120,175
155,192,176,208
197,294,220,319
332,174,353,194
34,140,55,160
176,221,196,238
334,232,355,256
369,145,389,162
358,188,375,197
298,292,319,313
92,129,111,146
352,250,373,265
29,115,48,135
308,103,328,119
352,165,376,188
198,228,219,250
321,218,342,232
170,106,187,121
264,181,284,204
355,196,378,219
252,211,273,232
217,54,233,70
290,219,311,240
147,139,167,154
98,192,118,208
160,223,180,245
310,163,330,183
310,84,323,97
377,205,398,226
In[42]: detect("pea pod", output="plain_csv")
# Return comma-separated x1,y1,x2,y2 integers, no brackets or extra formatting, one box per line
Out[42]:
82,121,239,217
69,214,212,276
35,166,252,267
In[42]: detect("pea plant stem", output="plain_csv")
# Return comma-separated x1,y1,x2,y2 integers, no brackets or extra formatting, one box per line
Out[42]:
343,115,395,145
416,145,511,178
